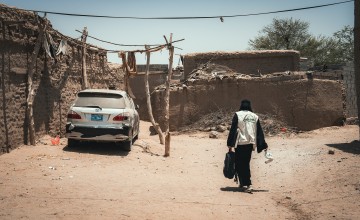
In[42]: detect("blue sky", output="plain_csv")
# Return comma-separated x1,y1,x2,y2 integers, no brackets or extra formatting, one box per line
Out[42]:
1,0,355,64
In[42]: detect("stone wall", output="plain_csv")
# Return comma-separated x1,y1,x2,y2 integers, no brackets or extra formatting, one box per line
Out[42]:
151,75,344,132
184,50,300,78
343,63,357,117
0,5,123,154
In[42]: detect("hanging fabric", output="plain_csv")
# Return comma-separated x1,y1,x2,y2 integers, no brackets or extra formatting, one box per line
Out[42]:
56,39,68,55
119,52,136,99
43,34,52,58
43,32,58,63
127,52,137,76
47,33,58,63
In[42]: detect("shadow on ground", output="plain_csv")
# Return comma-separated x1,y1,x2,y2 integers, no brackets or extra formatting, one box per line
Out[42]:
220,186,269,193
63,141,130,156
326,140,360,155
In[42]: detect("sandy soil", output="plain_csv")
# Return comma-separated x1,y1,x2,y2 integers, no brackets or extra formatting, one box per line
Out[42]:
0,121,359,220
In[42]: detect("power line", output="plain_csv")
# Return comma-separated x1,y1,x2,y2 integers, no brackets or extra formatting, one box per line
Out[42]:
1,0,354,20
75,29,184,48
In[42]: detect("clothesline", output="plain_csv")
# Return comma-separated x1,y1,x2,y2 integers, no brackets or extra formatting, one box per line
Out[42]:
74,29,184,50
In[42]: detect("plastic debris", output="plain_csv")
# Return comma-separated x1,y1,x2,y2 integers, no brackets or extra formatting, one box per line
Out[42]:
51,136,60,145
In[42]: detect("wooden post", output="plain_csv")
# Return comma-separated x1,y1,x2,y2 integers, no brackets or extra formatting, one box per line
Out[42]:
164,34,174,157
81,27,89,89
1,20,10,152
144,46,165,144
354,0,360,139
26,15,47,145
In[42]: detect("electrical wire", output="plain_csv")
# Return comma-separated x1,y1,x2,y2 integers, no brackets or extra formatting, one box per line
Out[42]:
0,0,354,20
75,29,184,48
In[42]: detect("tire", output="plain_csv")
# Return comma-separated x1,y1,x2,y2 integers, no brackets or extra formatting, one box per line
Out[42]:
123,139,132,151
67,139,79,148
133,132,139,142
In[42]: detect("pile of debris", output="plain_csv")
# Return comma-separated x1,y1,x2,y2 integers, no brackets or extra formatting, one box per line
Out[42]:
178,110,298,137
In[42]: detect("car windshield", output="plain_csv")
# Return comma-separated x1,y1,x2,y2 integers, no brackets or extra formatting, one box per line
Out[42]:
74,92,126,109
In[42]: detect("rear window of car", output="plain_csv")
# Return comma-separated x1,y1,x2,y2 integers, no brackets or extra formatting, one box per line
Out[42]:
74,92,126,109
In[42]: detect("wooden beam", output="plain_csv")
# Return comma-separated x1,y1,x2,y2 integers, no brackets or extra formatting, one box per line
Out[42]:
81,27,89,89
26,15,47,145
1,21,10,152
354,0,360,139
164,33,174,157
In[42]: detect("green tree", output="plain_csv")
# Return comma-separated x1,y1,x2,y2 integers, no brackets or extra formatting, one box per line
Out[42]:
249,18,311,50
249,18,354,66
333,25,354,62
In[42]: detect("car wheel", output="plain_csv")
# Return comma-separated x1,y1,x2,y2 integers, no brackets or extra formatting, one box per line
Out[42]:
67,139,79,148
123,139,132,151
134,132,139,142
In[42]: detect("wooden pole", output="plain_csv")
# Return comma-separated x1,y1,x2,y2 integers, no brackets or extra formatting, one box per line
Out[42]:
144,46,165,144
81,27,89,89
164,34,174,157
26,14,47,145
1,20,10,152
354,0,360,139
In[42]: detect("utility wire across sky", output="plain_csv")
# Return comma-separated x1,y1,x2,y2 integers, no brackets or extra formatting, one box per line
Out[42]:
0,0,354,20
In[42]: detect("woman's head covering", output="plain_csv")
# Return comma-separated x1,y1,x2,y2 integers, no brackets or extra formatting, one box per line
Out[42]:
239,99,252,112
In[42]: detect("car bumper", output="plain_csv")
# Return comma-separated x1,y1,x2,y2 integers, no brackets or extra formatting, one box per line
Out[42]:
65,123,131,142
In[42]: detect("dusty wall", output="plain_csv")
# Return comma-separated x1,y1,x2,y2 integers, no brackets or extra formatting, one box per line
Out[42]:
0,5,123,154
184,50,300,78
129,71,167,121
151,75,344,132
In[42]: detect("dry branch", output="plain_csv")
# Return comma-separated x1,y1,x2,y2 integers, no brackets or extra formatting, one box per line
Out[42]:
26,14,47,145
144,46,165,144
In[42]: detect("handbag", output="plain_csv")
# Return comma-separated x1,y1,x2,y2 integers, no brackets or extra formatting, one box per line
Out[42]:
223,151,236,179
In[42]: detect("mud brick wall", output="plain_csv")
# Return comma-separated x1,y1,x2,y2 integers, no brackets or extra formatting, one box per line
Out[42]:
0,5,123,154
129,71,167,121
184,50,300,78
343,63,357,118
151,76,344,132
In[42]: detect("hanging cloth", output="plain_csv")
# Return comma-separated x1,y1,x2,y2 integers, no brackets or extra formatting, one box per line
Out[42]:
43,34,52,58
47,33,58,63
127,52,137,76
56,39,68,55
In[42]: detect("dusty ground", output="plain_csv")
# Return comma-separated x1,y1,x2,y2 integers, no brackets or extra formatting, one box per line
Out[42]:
0,121,359,220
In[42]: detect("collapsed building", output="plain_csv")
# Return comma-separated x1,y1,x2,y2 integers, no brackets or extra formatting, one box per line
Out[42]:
150,51,354,132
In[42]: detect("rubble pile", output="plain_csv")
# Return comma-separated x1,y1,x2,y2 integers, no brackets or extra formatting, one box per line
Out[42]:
179,110,299,136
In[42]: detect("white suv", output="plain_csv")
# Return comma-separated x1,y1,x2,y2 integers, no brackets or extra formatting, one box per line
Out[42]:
65,89,140,151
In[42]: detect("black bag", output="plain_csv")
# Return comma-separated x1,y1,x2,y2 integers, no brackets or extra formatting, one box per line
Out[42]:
223,151,236,179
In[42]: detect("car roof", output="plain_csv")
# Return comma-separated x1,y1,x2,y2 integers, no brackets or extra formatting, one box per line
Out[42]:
78,89,128,96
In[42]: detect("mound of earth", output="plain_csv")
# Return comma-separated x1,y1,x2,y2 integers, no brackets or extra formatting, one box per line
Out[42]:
178,110,298,136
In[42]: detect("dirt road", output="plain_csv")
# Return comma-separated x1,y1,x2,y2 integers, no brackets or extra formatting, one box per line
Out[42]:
0,121,359,219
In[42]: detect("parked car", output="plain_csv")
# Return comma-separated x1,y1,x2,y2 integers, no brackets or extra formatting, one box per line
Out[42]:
65,89,140,151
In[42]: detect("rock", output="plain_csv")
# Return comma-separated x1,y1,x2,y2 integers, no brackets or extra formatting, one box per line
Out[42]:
210,127,216,131
203,127,211,132
328,150,335,155
216,125,227,132
209,131,219,139
149,126,157,135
